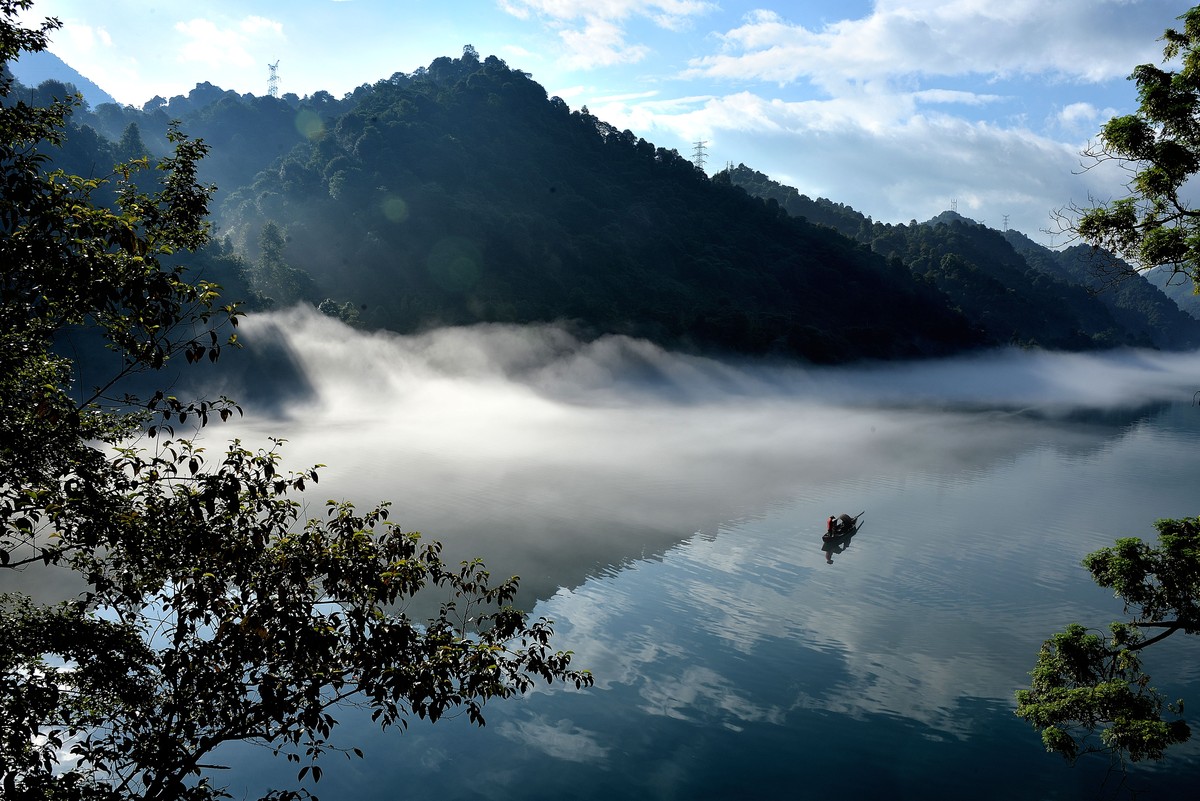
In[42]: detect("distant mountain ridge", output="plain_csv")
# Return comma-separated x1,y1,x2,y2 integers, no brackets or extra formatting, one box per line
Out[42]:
1144,267,1200,320
18,50,1200,363
725,165,1200,351
7,48,116,107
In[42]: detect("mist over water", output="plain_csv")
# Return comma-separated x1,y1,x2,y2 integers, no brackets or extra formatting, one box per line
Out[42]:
190,308,1200,801
5,305,1186,798
202,307,1200,606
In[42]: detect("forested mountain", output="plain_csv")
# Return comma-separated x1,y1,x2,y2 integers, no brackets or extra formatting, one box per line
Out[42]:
15,49,1200,363
1002,232,1200,349
1144,267,1200,321
727,165,1200,351
211,50,990,361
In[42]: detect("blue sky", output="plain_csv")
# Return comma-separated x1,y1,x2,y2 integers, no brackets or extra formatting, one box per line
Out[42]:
16,0,1194,243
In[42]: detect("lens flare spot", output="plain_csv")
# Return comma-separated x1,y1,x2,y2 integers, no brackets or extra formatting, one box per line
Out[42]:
295,109,324,140
426,237,483,293
381,195,409,223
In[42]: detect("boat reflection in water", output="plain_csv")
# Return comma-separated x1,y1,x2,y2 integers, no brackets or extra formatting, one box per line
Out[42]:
822,511,864,564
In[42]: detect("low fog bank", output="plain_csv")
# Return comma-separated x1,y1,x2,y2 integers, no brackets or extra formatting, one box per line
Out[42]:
188,308,1200,604
217,308,1200,415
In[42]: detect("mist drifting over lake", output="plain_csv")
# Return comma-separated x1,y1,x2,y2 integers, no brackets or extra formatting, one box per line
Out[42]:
189,307,1200,606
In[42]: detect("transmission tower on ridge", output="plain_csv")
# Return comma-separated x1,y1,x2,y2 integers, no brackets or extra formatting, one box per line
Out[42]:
267,60,280,98
692,140,708,171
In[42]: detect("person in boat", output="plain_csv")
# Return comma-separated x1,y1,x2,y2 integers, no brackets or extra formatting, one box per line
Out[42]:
837,513,856,533
827,515,837,537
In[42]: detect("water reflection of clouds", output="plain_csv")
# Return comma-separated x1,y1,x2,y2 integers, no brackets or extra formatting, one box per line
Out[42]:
190,314,1200,731
638,665,786,728
496,714,609,763
672,545,1015,738
526,436,1181,747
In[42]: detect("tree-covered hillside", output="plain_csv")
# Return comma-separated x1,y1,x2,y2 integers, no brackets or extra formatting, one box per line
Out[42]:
208,49,982,362
1145,267,1200,320
727,165,1200,350
1003,233,1200,350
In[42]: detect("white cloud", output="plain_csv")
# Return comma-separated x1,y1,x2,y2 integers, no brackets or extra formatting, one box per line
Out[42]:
559,18,650,69
50,20,111,56
502,44,537,59
1060,101,1098,123
34,19,148,104
686,0,1174,89
566,1,1187,243
588,87,1124,241
913,89,1006,106
501,0,717,69
590,88,660,103
240,16,284,36
501,0,716,24
175,16,284,69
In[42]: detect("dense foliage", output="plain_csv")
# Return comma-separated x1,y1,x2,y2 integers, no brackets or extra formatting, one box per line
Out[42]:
1014,518,1198,763
0,4,590,800
25,47,981,361
203,50,980,362
1067,6,1200,287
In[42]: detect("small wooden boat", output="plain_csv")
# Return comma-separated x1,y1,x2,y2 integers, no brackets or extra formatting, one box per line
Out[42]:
822,511,864,540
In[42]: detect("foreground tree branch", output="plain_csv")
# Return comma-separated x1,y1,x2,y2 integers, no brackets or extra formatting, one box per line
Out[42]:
0,3,592,799
1015,517,1200,764
1055,6,1200,288
1018,5,1200,770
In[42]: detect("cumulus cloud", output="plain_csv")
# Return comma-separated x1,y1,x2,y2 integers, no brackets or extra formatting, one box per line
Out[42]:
588,85,1119,240
1059,101,1099,126
1054,100,1121,136
175,15,284,69
570,1,1182,242
559,17,650,69
501,0,717,69
685,1,1171,89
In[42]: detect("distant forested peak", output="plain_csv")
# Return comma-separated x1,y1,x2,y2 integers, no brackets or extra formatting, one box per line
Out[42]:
4,47,115,108
923,209,986,229
198,51,978,362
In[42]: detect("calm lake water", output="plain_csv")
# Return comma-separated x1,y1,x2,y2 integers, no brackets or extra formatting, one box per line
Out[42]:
195,311,1200,798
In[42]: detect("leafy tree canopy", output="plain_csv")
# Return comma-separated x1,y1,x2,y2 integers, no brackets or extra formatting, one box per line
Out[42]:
0,3,590,800
1015,518,1198,764
1068,6,1200,287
